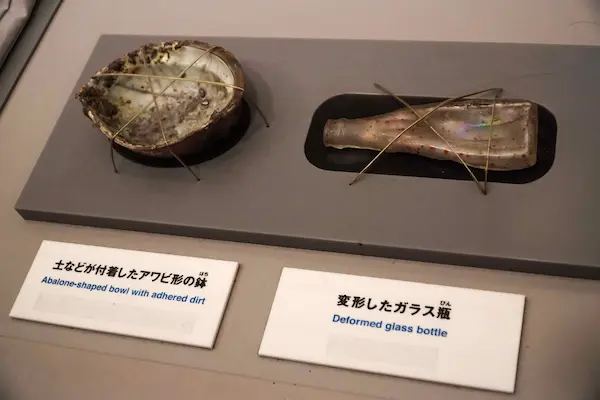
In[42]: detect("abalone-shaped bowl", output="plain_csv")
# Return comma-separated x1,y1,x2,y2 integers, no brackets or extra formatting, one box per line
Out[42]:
75,40,245,159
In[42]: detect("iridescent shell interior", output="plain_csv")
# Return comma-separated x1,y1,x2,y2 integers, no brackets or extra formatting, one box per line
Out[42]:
78,41,238,149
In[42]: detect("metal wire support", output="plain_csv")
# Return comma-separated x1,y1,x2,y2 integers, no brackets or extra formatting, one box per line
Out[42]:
349,85,504,195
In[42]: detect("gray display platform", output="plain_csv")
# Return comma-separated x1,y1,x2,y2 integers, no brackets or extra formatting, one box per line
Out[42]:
15,34,600,280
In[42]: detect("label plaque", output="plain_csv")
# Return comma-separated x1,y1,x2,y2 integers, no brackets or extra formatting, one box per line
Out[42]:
259,268,525,393
10,240,239,348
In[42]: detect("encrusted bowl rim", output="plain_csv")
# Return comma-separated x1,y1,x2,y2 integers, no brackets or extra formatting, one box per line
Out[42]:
75,39,246,152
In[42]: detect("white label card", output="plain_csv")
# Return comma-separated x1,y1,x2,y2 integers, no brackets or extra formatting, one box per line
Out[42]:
10,241,239,348
259,268,526,393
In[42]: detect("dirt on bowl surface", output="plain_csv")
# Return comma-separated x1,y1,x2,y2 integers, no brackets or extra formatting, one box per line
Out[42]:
76,40,245,156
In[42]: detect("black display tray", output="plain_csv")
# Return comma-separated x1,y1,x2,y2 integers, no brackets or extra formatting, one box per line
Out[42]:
305,93,557,184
